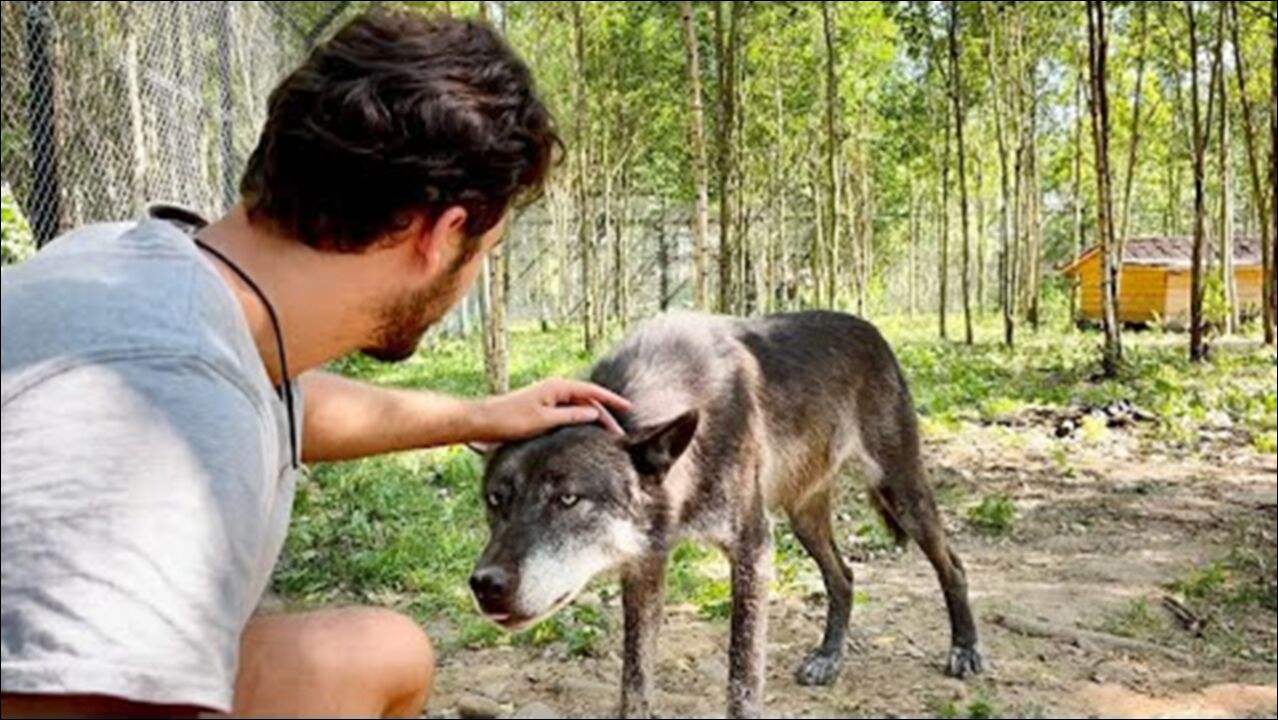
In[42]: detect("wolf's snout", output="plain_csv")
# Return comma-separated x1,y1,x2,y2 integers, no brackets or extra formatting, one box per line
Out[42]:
470,566,512,613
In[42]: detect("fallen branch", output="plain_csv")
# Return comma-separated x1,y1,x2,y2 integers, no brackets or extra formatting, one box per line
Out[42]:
1161,595,1206,637
989,613,1193,664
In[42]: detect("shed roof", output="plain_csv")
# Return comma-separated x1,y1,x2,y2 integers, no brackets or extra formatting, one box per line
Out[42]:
1063,236,1264,274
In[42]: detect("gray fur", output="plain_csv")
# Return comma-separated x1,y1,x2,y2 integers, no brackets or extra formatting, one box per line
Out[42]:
471,311,983,719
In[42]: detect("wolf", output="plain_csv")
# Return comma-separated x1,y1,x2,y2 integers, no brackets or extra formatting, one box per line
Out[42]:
469,311,983,719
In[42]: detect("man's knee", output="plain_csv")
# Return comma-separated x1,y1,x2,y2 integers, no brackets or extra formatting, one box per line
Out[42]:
306,608,434,716
358,609,435,714
242,607,434,718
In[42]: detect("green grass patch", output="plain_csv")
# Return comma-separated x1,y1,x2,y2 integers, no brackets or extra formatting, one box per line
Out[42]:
934,690,1000,720
1102,598,1170,640
966,495,1017,536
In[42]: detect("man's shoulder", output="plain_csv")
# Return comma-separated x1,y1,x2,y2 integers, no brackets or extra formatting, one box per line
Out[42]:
1,211,262,406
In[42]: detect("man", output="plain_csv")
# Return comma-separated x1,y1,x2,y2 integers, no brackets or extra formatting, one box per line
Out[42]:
0,11,627,719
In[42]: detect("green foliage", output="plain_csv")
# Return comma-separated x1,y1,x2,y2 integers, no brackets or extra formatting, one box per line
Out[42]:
1102,598,1169,639
883,315,1277,451
1,183,34,266
934,690,1000,720
966,495,1017,536
514,604,611,658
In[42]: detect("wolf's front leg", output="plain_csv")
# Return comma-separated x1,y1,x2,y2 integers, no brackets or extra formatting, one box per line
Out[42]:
621,554,668,719
728,510,773,719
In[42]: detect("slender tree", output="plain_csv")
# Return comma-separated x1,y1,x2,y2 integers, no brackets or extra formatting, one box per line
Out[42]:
1088,0,1122,376
679,0,711,311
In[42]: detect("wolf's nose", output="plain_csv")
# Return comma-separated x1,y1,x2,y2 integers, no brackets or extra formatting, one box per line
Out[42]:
470,566,511,609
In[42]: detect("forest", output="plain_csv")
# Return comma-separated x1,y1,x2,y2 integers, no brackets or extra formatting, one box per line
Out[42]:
2,2,1276,718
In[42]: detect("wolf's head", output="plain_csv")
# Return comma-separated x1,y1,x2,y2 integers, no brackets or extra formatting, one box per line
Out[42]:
469,410,698,630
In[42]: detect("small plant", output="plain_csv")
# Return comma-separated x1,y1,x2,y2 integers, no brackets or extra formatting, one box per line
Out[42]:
1102,598,1168,640
966,692,996,720
934,691,999,719
692,578,734,622
966,496,1017,536
1,183,35,266
1254,430,1277,455
515,604,610,658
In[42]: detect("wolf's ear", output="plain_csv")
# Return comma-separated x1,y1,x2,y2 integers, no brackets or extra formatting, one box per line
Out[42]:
626,410,699,478
467,442,501,457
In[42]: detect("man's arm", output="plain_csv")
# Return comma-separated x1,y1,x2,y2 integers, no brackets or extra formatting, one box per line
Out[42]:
299,371,631,463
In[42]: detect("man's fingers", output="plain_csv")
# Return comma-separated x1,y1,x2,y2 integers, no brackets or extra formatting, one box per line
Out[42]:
548,379,632,412
587,399,626,436
548,404,601,426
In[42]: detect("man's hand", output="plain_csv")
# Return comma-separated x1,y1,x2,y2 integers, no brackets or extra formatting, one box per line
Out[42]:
471,379,632,443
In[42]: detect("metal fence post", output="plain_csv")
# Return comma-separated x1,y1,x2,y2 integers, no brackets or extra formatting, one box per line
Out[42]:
23,0,62,246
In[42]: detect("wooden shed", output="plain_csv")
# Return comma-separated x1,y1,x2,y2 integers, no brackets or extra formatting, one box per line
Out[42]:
1063,236,1265,327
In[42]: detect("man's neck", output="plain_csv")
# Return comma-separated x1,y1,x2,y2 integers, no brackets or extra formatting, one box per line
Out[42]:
195,205,372,384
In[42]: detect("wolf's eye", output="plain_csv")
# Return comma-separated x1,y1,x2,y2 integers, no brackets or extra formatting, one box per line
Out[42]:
486,493,502,510
558,494,580,508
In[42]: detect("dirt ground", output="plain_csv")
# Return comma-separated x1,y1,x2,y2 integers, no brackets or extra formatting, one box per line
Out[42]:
428,420,1278,719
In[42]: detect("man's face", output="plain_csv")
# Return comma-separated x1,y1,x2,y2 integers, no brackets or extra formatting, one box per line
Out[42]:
362,214,508,362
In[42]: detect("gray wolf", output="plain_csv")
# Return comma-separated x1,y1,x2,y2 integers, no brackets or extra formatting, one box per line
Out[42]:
470,311,983,719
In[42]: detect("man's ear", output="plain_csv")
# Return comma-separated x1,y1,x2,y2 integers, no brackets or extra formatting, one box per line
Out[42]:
626,410,699,478
423,206,470,272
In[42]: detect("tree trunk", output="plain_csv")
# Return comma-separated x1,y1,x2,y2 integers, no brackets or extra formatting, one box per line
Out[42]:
1186,1,1209,363
715,1,741,314
984,3,1015,346
572,3,595,355
811,162,825,308
768,53,786,314
940,106,952,341
975,154,987,314
1011,6,1026,323
658,201,672,311
124,13,148,214
481,248,509,393
1026,83,1043,330
910,187,920,316
822,1,840,312
1071,49,1085,328
1216,2,1236,336
1088,0,1123,376
949,1,974,345
735,38,750,315
1117,4,1148,267
1270,0,1278,345
215,2,236,212
1231,1,1275,344
679,0,712,311
614,169,630,328
857,136,873,315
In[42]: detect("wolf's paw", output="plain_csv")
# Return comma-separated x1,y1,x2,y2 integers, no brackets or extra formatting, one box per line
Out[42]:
795,650,843,687
946,644,985,678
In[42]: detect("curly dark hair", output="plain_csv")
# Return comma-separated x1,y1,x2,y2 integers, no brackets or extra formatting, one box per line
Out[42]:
240,10,558,252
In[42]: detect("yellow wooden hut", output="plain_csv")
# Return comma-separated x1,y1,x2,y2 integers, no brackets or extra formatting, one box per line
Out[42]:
1063,236,1265,327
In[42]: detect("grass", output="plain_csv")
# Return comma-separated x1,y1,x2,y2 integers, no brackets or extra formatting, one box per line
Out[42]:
934,690,999,720
1102,598,1170,640
965,495,1018,536
275,315,1277,656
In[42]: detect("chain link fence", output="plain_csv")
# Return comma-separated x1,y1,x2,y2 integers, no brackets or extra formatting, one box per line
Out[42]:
1,0,694,326
0,1,368,246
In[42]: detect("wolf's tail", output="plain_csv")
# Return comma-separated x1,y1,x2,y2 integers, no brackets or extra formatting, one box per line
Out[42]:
867,487,911,548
